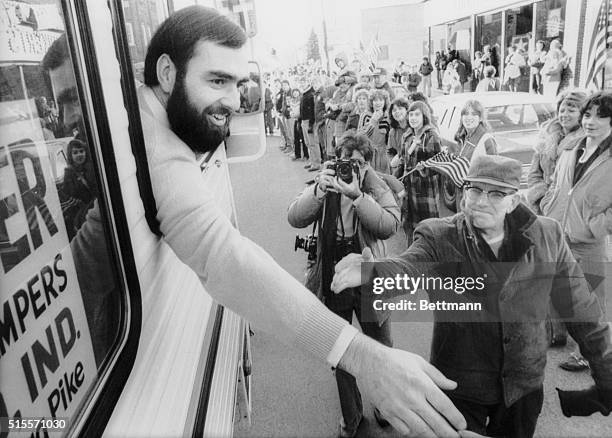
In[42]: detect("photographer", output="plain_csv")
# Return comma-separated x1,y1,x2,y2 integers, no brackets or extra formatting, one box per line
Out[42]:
288,131,400,438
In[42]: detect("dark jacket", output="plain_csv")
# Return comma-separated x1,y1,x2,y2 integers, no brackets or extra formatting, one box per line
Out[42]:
455,60,468,84
314,88,326,123
419,62,434,76
373,204,612,406
300,87,316,127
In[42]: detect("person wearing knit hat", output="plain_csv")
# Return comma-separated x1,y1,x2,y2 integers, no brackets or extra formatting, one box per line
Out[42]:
332,153,612,437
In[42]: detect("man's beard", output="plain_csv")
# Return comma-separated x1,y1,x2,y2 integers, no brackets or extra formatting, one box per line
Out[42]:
167,76,232,154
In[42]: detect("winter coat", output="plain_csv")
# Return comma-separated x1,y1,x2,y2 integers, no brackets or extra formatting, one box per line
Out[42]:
288,168,400,323
374,203,612,406
541,134,612,248
396,124,441,233
526,120,583,212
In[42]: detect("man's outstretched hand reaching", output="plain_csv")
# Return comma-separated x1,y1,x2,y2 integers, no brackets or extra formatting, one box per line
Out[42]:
333,248,467,437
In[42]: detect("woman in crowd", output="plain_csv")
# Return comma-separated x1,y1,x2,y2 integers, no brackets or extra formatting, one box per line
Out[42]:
288,88,309,161
61,139,98,239
359,89,391,173
453,99,498,209
476,66,498,92
528,90,587,352
442,62,461,94
503,45,526,92
388,97,411,175
346,85,371,131
471,51,483,91
541,91,612,372
328,70,357,145
541,39,566,97
527,90,587,214
395,101,441,242
529,40,547,94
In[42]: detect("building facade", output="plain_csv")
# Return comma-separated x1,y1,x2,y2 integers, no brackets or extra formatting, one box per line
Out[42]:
423,0,610,92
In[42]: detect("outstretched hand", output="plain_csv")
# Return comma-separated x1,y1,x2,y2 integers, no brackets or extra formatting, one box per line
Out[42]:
331,247,374,293
339,334,466,437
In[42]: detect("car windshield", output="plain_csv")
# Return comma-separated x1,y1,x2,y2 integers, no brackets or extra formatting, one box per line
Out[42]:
486,103,555,133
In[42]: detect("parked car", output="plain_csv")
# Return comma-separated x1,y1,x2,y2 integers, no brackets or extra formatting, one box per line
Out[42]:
429,92,556,211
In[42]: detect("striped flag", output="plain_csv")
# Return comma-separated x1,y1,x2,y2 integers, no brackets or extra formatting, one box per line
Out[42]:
421,151,470,188
585,0,612,89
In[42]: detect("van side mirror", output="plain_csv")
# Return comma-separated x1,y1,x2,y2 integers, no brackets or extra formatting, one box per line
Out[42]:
226,61,266,163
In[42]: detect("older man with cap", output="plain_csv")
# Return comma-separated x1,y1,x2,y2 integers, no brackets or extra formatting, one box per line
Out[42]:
332,155,612,437
372,67,395,100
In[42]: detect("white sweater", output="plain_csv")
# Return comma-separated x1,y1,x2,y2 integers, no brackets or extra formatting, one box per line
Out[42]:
138,86,357,365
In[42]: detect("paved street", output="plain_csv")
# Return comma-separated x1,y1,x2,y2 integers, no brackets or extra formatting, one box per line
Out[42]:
231,135,612,438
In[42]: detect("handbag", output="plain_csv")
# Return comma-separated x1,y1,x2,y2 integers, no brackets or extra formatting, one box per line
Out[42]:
303,218,324,301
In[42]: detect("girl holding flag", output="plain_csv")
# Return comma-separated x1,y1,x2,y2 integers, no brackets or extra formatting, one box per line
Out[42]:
395,101,441,243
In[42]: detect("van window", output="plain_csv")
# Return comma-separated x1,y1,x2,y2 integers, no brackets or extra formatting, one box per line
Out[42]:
1,0,128,430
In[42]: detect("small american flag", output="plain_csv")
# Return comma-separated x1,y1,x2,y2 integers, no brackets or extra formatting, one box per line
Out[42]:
421,151,470,188
585,0,612,89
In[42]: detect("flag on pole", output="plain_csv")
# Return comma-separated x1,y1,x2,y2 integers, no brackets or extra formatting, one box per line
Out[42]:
363,31,381,70
585,0,612,89
421,151,470,187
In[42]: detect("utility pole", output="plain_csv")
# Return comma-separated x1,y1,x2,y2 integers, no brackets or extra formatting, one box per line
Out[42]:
321,0,330,73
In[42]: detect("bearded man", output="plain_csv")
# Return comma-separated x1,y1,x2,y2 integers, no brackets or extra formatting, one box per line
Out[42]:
44,6,467,437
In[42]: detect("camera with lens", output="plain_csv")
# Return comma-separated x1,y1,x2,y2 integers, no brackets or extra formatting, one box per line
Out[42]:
326,159,360,184
295,234,317,261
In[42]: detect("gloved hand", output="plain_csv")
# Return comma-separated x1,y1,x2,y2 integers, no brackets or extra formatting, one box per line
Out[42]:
556,385,612,417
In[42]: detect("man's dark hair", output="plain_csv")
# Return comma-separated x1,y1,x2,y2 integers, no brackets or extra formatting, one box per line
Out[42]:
144,6,247,86
42,33,69,71
581,91,612,126
337,130,373,162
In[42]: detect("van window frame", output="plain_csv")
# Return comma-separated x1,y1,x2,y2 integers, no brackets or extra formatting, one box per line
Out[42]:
62,1,142,435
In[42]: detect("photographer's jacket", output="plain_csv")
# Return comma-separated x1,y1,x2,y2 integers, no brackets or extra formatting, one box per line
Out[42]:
287,169,400,323
369,204,612,406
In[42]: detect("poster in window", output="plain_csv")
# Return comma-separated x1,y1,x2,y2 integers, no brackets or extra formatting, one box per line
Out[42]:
0,125,97,428
547,8,562,38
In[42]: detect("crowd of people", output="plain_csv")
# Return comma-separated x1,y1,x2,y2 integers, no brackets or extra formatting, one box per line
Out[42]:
380,38,575,97
268,54,612,437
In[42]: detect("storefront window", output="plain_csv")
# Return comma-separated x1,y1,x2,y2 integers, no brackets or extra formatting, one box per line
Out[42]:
1,0,125,428
121,0,169,83
504,4,532,92
534,0,566,48
476,12,502,77
447,17,472,71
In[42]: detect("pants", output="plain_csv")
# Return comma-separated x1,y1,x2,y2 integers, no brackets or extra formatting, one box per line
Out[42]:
278,116,290,148
333,296,393,433
315,121,327,162
286,117,297,152
264,110,274,134
436,69,442,89
421,74,432,97
293,120,309,159
326,120,337,158
450,387,544,438
301,120,321,168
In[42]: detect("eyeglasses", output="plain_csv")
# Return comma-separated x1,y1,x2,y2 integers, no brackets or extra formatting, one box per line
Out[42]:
464,186,516,203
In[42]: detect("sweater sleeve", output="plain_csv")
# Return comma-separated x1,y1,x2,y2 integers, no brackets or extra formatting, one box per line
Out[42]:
143,107,357,366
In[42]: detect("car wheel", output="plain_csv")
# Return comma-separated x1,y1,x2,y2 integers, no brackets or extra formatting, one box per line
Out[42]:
441,175,457,212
